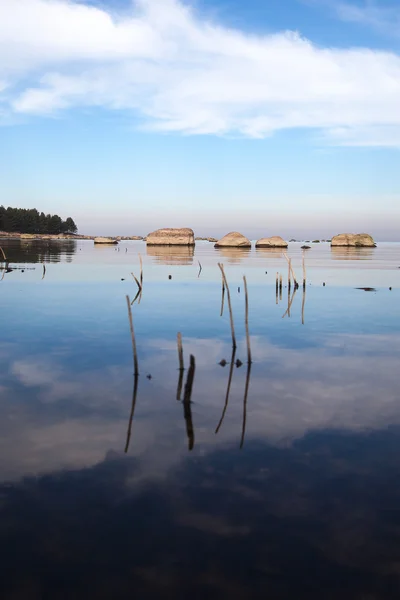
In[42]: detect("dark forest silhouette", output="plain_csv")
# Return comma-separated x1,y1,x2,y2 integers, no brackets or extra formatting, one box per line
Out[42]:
0,206,77,234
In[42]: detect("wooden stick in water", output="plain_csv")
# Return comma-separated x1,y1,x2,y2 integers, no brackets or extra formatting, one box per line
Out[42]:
288,258,292,292
302,251,306,290
218,263,236,349
243,275,252,364
183,354,196,450
198,260,202,278
41,264,46,280
279,274,283,301
0,246,6,262
126,295,139,375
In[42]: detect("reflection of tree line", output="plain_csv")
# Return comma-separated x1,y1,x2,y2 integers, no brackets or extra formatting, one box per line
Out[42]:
0,240,77,264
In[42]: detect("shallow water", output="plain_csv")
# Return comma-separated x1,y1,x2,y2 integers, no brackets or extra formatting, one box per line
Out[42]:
1,239,400,599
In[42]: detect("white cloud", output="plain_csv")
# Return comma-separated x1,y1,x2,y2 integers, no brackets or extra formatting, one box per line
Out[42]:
1,0,400,144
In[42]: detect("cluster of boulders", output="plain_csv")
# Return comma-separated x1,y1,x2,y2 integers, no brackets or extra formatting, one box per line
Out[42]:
91,229,377,248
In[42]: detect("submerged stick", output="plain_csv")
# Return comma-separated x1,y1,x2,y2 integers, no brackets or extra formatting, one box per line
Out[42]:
243,275,252,364
215,348,236,434
240,363,252,449
124,374,139,453
218,263,236,349
183,354,196,450
131,272,142,292
126,295,139,375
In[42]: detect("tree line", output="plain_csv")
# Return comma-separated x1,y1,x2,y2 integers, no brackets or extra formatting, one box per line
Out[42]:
0,206,78,234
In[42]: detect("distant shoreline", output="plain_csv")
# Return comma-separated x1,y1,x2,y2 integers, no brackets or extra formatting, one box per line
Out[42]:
0,232,144,241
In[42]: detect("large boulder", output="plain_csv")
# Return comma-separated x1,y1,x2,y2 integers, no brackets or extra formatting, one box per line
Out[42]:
214,232,251,248
331,233,376,247
255,236,288,248
94,237,118,244
146,228,195,246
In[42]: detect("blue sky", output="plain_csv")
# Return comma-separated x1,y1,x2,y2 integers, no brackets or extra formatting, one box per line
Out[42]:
0,0,400,239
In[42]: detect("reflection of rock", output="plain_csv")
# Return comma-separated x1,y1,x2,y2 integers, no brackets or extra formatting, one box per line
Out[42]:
146,245,194,265
214,232,251,248
94,237,118,245
255,248,285,258
331,233,376,247
214,247,251,264
331,247,375,260
255,236,288,248
146,228,195,246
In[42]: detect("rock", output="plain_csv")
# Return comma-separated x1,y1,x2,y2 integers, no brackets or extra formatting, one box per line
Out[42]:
255,236,288,248
301,245,311,249
312,240,320,243
214,232,251,248
146,228,195,246
94,237,118,244
331,233,376,247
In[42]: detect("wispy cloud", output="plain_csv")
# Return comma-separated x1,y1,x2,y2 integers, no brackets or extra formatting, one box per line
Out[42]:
1,0,400,145
334,1,400,36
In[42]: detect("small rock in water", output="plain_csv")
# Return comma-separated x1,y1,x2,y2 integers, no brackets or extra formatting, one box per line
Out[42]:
168,275,172,280
236,359,243,368
146,374,152,380
323,282,326,286
238,287,240,293
121,278,125,281
219,359,227,367
265,271,267,274
389,287,392,291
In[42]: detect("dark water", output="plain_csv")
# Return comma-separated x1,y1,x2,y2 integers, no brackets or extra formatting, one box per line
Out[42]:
1,239,400,599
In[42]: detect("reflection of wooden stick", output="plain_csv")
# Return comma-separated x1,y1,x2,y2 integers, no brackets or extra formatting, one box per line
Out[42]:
220,280,225,317
176,332,185,398
139,253,143,287
0,246,6,262
240,363,252,449
183,355,196,450
243,275,252,364
198,260,202,278
218,263,236,349
215,348,236,434
124,374,139,453
41,264,46,280
302,252,306,290
126,295,139,375
279,274,283,300
301,286,306,325
131,272,142,292
282,286,298,319
177,332,184,371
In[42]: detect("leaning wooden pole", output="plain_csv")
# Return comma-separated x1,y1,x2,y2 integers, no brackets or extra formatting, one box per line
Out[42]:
0,246,7,262
288,258,292,292
126,295,139,375
243,275,252,364
218,263,236,349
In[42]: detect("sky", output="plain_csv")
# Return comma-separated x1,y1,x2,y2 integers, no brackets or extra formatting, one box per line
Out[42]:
0,0,400,239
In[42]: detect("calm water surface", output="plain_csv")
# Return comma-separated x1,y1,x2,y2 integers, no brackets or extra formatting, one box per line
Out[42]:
1,239,400,599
